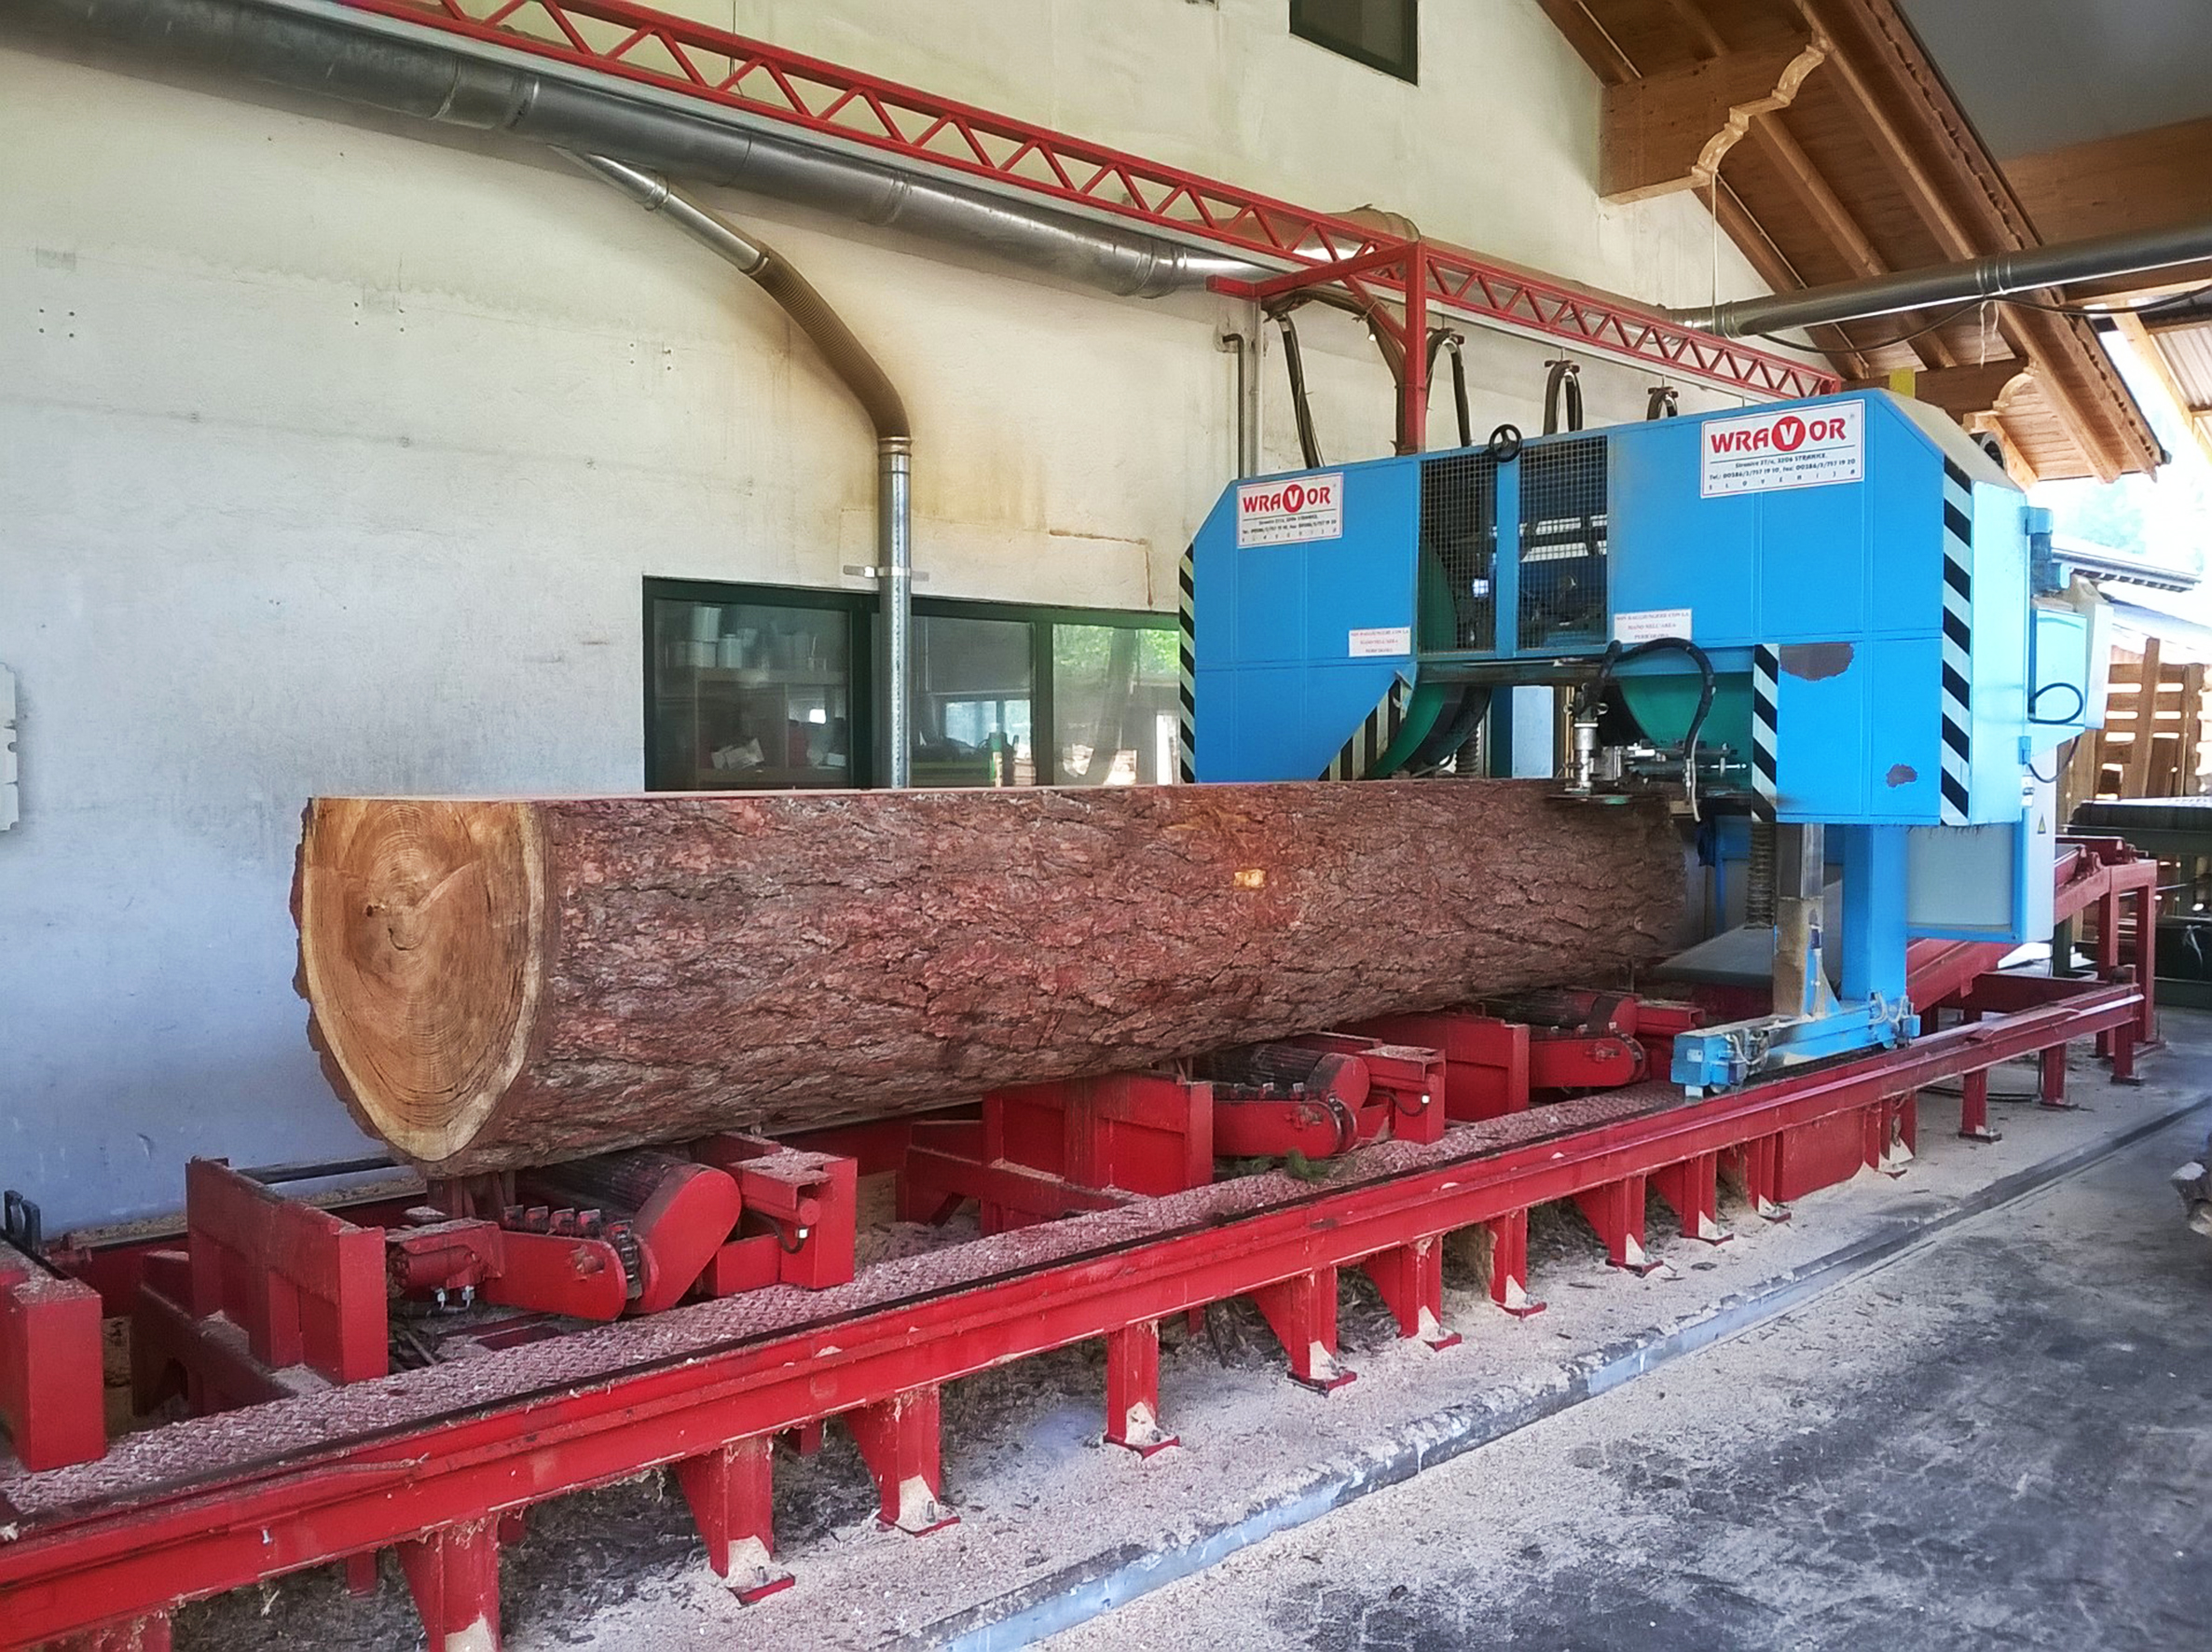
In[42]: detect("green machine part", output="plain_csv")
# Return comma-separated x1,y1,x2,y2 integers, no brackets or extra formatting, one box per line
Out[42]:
1371,546,1487,778
1618,673,1753,759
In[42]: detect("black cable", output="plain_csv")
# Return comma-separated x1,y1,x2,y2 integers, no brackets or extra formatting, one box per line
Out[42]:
1447,336,1472,448
1752,299,1981,351
2030,680,2087,725
1274,311,1323,469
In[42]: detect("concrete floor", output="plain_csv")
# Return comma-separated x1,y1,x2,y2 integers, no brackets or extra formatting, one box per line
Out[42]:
1047,1110,2212,1652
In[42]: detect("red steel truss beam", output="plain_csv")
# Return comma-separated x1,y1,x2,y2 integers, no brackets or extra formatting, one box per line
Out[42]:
337,0,1835,400
0,981,2138,1648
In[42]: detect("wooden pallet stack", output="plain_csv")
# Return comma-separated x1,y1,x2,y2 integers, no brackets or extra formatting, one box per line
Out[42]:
2059,639,2209,820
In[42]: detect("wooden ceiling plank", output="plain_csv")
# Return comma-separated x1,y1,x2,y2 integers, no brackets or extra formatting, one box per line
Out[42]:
2006,115,2212,245
1600,34,1831,202
2112,310,2212,468
1845,359,2032,420
1801,0,2160,479
1533,0,1640,84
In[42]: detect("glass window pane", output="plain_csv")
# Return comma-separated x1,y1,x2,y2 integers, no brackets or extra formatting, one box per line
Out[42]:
651,598,855,789
913,613,1035,786
1291,0,1418,81
1053,624,1179,786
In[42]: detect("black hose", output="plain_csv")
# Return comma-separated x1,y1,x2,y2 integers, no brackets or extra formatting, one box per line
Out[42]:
1645,385,1680,421
1276,311,1323,469
1573,636,1718,814
1446,335,1472,447
1544,360,1584,434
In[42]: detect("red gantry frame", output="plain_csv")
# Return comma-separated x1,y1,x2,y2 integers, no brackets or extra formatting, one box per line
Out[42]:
329,0,1835,410
0,840,2160,1651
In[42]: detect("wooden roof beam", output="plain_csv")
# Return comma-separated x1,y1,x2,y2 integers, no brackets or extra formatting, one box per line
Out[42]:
1710,181,1871,377
1795,0,2160,481
1600,34,1830,203
1845,359,2034,420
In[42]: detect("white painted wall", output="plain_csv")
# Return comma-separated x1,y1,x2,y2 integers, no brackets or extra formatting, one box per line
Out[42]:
0,2,1776,1225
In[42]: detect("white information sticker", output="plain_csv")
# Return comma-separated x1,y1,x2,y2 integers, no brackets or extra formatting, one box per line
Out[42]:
1699,401,1864,497
1235,472,1345,547
1348,626,1413,658
1614,608,1693,645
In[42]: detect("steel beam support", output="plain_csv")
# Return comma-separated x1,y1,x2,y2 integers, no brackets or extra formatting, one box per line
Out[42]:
1359,1237,1460,1349
1251,1269,1353,1392
0,984,2144,1650
1103,1320,1176,1456
1650,1152,1731,1246
845,1387,955,1535
1572,1175,1660,1274
396,1521,501,1652
1483,1210,1546,1317
674,1437,790,1603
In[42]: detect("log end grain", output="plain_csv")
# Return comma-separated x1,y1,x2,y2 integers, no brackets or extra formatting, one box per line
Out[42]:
295,797,547,1164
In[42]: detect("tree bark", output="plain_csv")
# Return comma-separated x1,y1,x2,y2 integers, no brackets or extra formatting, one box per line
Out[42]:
295,781,1684,1176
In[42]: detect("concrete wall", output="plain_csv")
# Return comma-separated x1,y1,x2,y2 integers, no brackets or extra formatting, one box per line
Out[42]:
0,1,1776,1226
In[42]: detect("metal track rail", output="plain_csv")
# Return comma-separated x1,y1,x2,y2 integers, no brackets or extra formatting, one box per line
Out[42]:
0,979,2144,1649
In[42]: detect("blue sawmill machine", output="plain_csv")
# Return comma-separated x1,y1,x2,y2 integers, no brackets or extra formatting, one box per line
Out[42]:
1183,390,2112,1091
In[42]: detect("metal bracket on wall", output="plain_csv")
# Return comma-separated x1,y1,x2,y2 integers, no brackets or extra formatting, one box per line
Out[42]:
2,665,17,831
842,564,930,584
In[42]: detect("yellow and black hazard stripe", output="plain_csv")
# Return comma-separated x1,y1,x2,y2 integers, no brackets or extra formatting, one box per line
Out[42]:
1320,676,1415,781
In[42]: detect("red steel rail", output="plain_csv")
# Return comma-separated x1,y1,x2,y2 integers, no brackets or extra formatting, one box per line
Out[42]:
339,0,1835,401
0,978,2143,1649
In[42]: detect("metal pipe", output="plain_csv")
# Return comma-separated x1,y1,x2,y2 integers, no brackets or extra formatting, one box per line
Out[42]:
568,153,915,787
1681,215,2212,338
877,438,914,787
12,0,1267,301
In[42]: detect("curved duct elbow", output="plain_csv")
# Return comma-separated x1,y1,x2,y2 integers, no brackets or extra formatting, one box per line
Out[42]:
748,252,910,440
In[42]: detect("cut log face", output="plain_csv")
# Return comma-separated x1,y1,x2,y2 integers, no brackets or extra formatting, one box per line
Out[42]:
295,782,1685,1176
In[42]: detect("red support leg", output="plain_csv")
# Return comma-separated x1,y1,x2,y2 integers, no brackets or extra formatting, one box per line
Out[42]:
396,1521,501,1652
2110,1004,2142,1085
2038,1044,2075,1110
1572,1176,1660,1274
1359,1238,1460,1349
1732,1136,1790,1221
343,1553,379,1597
1484,1209,1545,1316
1104,1320,1177,1455
846,1387,956,1535
2095,889,2121,1057
1895,1091,1920,1162
2135,882,2160,1045
1651,1154,1731,1245
1251,1268,1354,1392
1958,1067,2001,1141
676,1437,791,1603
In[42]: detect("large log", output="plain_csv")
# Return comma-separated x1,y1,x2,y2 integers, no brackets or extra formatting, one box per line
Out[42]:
294,782,1684,1175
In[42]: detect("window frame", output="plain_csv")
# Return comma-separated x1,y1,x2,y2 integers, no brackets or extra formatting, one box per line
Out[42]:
1289,0,1419,84
642,578,1175,791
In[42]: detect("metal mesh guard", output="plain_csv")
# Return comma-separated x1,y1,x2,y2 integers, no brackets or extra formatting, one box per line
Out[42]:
1419,451,1498,653
1518,437,1609,650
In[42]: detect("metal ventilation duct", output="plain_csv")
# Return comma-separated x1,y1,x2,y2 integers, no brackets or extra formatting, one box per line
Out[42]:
10,0,1268,300
1678,216,2212,339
